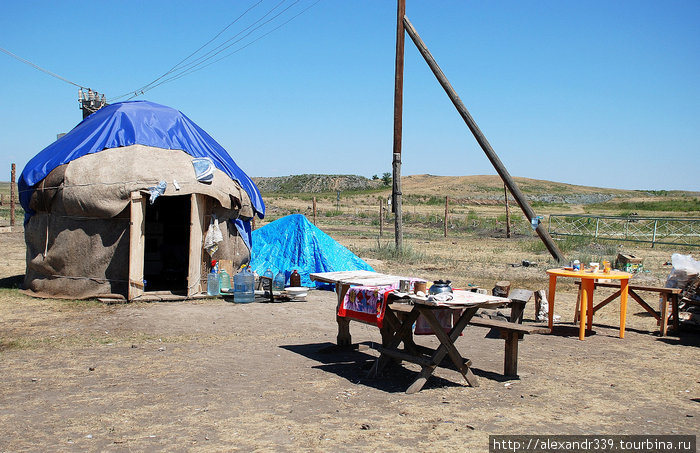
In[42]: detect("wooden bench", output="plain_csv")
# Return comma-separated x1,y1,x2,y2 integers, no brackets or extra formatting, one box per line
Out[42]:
468,289,549,377
469,316,550,377
574,281,681,336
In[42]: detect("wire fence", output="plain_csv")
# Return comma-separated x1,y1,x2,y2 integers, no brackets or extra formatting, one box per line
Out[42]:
548,214,700,248
0,196,20,227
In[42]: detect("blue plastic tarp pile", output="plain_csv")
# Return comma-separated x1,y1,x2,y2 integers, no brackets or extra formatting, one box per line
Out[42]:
250,214,374,288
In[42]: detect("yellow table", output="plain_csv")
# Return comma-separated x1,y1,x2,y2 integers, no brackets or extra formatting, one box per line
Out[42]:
546,268,632,340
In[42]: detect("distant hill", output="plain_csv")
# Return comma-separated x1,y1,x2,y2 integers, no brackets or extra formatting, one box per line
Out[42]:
252,174,383,193
252,174,699,205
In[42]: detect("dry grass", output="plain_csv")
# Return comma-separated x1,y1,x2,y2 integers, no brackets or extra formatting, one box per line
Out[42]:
1,187,699,451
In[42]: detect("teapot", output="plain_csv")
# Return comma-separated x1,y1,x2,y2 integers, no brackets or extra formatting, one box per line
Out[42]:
429,279,453,295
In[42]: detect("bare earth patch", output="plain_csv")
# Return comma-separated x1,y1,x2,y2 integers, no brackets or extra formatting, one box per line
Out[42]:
1,227,698,452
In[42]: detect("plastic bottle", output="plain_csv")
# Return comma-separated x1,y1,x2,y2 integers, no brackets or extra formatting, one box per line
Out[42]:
262,268,274,293
219,269,231,293
273,270,286,291
207,271,220,296
207,260,220,296
290,270,301,287
234,266,255,303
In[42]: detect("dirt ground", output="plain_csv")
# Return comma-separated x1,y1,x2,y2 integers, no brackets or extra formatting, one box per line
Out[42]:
1,229,698,452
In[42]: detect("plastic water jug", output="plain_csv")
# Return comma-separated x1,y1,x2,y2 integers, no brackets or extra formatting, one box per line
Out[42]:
219,269,231,293
207,271,220,296
234,266,255,303
262,268,274,293
273,271,286,291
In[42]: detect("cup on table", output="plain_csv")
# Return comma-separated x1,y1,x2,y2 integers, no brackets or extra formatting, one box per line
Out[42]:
590,262,600,273
399,279,411,293
414,281,427,294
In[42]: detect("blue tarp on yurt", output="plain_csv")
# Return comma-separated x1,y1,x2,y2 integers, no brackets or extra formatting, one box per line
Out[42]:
18,100,264,247
250,214,374,288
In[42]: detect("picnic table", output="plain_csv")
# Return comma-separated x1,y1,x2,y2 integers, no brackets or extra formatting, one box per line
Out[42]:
370,290,511,393
310,270,547,393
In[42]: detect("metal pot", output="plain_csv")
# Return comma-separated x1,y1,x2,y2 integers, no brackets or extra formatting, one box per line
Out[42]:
429,279,453,295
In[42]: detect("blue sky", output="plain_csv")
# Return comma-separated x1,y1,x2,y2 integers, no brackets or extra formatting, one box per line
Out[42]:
1,0,699,191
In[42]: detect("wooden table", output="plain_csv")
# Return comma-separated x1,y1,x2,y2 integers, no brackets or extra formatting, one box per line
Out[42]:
547,268,632,340
310,270,420,346
369,290,509,394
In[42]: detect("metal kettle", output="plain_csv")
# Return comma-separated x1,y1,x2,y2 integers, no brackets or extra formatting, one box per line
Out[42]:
429,279,453,295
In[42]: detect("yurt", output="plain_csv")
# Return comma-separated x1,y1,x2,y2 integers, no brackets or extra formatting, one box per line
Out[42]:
18,101,265,301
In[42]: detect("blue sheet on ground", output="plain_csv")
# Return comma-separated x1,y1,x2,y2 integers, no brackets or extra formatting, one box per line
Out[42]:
250,214,374,288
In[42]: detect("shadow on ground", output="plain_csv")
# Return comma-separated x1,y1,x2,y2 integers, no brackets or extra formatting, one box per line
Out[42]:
0,275,23,289
281,342,482,393
657,329,700,347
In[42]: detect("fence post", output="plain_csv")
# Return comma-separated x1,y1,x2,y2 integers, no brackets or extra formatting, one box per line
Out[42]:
595,217,599,239
313,197,317,225
444,196,448,238
504,183,511,238
379,198,383,237
651,219,658,248
10,163,16,226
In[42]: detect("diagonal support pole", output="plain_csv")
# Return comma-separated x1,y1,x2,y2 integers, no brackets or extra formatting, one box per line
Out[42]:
403,15,565,262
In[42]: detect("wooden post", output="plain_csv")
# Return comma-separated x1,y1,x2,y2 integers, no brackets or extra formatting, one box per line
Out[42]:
128,192,146,300
444,196,448,238
534,289,548,321
10,163,16,226
379,198,384,237
188,194,206,297
493,281,511,298
313,197,317,225
504,183,511,238
403,16,565,262
392,0,406,251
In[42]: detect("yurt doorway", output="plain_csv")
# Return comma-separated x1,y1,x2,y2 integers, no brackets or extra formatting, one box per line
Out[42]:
143,195,191,293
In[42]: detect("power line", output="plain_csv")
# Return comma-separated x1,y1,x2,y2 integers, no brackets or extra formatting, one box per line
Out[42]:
124,0,296,101
111,0,321,102
149,0,322,89
1,46,88,89
109,0,265,102
156,0,291,79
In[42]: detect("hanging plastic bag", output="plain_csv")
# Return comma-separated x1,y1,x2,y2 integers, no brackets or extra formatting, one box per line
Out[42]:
192,157,215,182
204,216,224,257
147,180,167,204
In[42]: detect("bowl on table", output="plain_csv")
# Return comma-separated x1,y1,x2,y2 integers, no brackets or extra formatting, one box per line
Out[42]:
284,287,308,299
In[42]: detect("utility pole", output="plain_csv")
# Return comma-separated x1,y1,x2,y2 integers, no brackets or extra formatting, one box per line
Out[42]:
392,0,406,251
